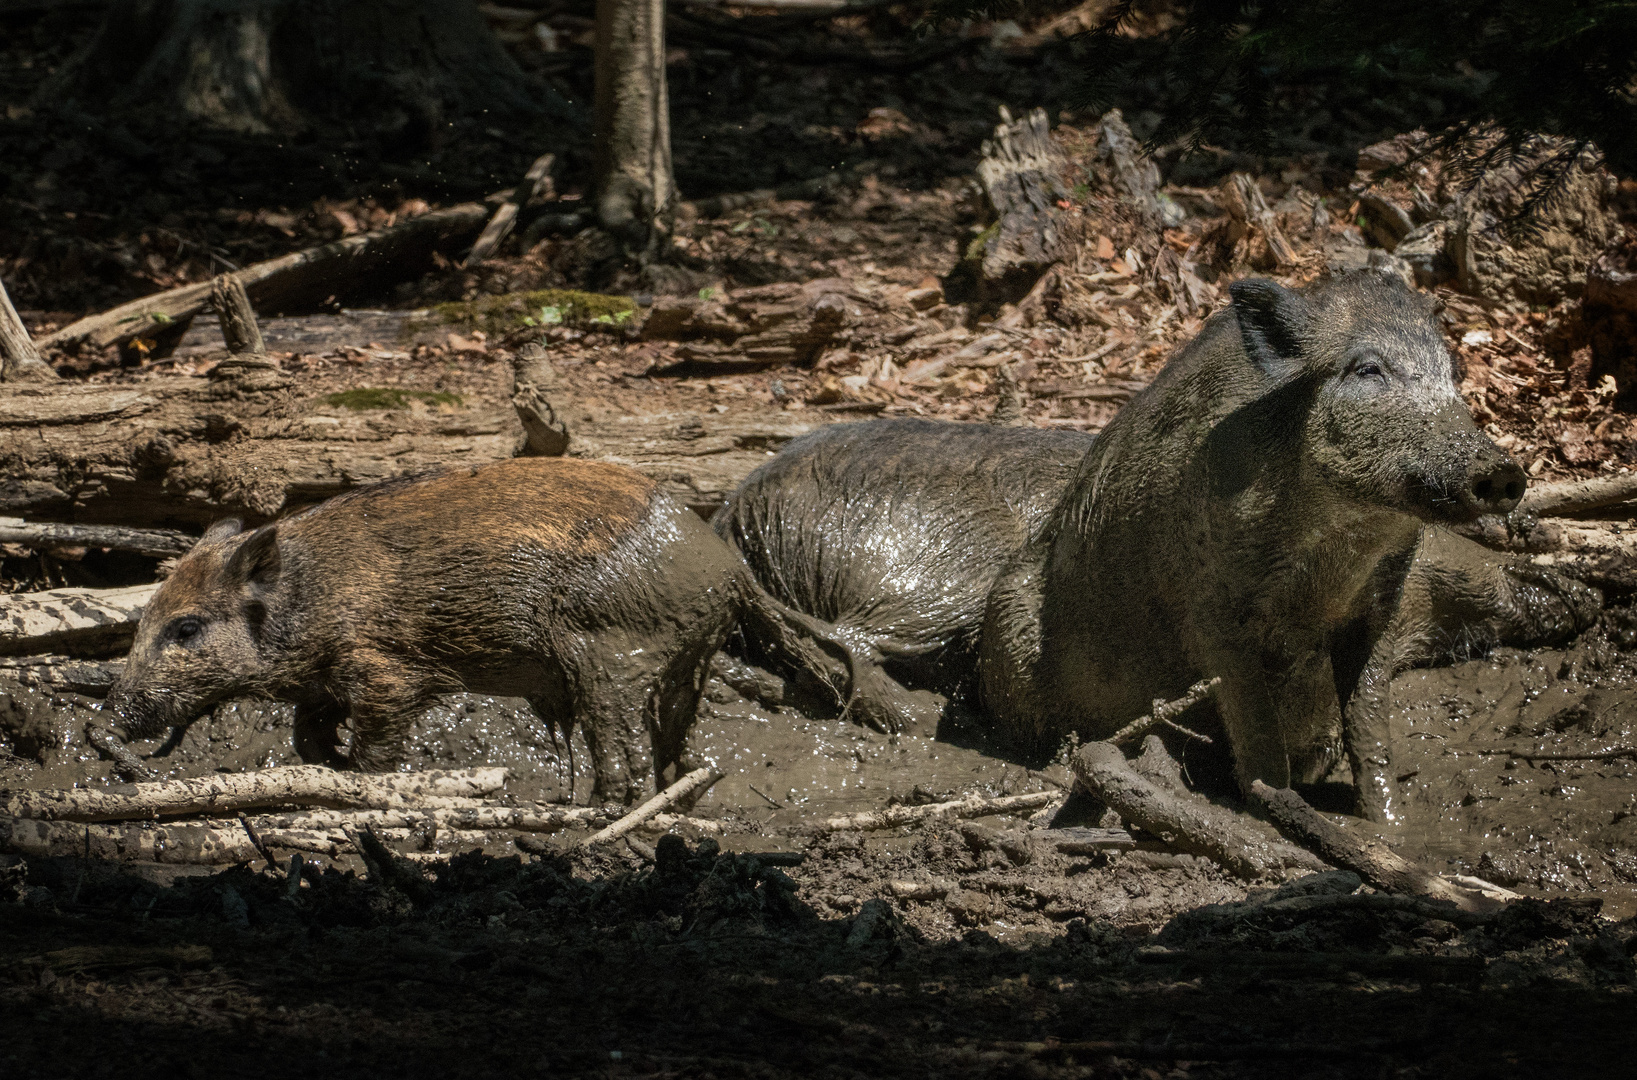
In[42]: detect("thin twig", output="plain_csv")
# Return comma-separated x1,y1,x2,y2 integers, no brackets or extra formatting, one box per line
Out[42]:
1109,678,1220,746
580,768,723,849
236,812,284,877
1471,745,1637,763
747,784,785,809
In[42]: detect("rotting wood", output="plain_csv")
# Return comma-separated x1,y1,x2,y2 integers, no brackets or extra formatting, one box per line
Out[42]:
1249,780,1509,911
39,203,489,356
642,278,864,373
1108,677,1220,746
211,803,615,835
1071,742,1326,879
206,273,286,390
1218,172,1298,270
0,583,158,658
466,153,554,266
970,106,1072,299
2,764,509,821
0,519,195,558
0,276,58,383
816,790,1058,833
581,767,723,848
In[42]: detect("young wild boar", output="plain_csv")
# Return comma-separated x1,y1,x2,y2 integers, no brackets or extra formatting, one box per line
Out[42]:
106,457,832,804
718,271,1600,820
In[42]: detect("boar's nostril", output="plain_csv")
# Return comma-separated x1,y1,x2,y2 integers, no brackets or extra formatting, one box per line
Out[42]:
1506,479,1524,501
1465,459,1527,515
1473,478,1494,502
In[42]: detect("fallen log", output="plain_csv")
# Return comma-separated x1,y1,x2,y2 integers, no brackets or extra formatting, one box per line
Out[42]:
817,790,1058,833
2,764,510,821
0,583,157,658
0,655,123,696
39,203,489,356
581,767,723,848
0,276,57,383
214,803,614,835
1522,471,1637,517
1070,741,1326,879
1250,780,1515,911
0,519,195,558
0,815,503,864
0,375,525,526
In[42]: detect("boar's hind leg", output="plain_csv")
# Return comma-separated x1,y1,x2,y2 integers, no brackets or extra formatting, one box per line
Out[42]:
572,665,662,806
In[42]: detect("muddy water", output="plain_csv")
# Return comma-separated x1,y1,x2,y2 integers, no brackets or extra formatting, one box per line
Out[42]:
1382,636,1637,916
5,635,1637,920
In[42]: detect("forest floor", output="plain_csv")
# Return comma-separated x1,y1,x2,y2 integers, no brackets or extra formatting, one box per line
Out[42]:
5,3,1637,1077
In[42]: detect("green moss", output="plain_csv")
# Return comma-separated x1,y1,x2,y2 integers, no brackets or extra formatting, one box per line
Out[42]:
323,387,464,411
964,221,1000,264
428,289,637,334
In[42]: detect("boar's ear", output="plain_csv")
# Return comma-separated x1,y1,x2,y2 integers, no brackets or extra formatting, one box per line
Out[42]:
199,518,244,546
1230,278,1313,381
225,525,280,591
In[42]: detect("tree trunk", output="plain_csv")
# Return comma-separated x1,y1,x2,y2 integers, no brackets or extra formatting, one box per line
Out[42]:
46,0,557,141
594,0,676,259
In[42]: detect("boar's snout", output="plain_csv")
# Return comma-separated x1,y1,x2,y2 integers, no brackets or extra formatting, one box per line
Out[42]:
1460,452,1527,518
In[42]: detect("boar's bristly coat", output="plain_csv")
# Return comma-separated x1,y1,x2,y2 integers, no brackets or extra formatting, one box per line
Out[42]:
719,271,1600,821
107,457,828,804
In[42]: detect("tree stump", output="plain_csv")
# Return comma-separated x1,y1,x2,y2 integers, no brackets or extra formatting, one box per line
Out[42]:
963,106,1072,304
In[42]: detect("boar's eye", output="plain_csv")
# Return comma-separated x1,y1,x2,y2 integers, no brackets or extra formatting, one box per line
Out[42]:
1350,353,1387,382
168,616,204,644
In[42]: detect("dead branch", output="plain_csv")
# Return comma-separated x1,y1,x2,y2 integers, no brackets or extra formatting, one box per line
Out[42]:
1047,826,1138,854
580,768,723,848
816,790,1058,833
210,274,265,356
39,203,488,355
0,583,158,658
2,764,510,821
0,276,57,383
1522,472,1637,517
465,153,554,266
0,519,194,558
85,726,158,782
1071,742,1326,879
1108,677,1220,746
222,803,613,835
1249,781,1507,911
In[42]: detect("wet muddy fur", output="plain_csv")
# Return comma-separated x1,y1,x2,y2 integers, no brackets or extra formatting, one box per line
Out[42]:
107,457,833,804
720,272,1600,817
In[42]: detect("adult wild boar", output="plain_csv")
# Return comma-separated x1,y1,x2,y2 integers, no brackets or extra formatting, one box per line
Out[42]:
719,271,1599,820
106,457,837,803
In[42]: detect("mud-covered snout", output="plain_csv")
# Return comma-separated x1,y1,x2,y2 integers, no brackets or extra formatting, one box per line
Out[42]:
1461,453,1527,518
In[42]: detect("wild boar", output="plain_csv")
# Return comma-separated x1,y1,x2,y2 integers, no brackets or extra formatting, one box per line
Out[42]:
106,456,839,804
718,271,1600,819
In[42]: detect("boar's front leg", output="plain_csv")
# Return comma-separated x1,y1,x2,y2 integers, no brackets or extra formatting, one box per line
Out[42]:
336,648,435,771
293,699,350,769
1204,636,1343,797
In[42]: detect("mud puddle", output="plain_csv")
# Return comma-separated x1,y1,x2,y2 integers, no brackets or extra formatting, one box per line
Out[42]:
5,631,1637,927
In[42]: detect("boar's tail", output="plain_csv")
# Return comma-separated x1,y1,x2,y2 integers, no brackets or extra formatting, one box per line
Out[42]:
739,586,918,734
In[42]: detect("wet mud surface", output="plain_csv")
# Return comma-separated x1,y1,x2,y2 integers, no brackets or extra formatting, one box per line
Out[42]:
6,627,1637,1075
